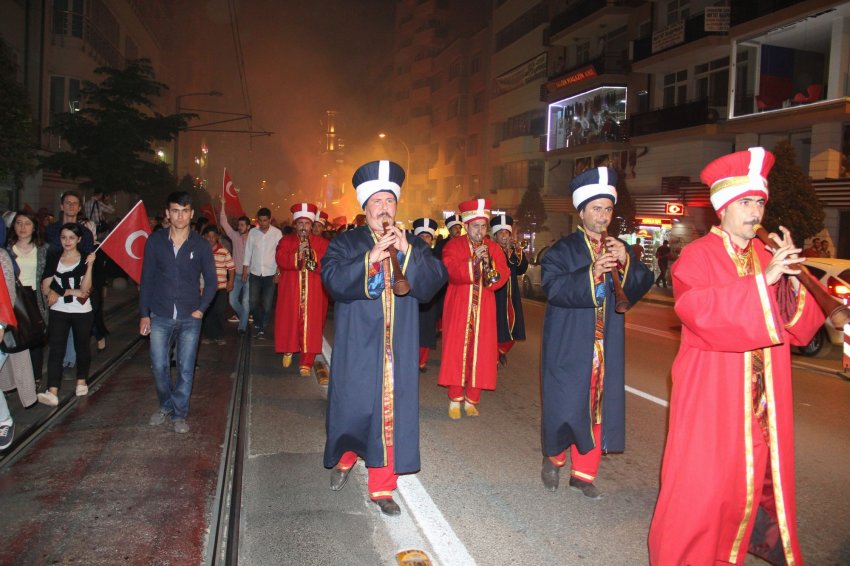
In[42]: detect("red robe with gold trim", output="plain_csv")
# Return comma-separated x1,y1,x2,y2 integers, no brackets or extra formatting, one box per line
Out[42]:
648,227,823,566
274,233,329,355
437,236,508,391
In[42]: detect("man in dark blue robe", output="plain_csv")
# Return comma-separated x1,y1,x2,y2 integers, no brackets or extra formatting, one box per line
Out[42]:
413,217,441,372
322,160,447,516
540,167,653,499
490,214,528,366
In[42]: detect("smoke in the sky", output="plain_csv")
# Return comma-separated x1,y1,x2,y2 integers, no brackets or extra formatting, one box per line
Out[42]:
164,0,395,218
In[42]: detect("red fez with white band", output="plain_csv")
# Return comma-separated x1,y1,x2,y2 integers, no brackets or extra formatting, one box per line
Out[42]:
316,210,329,225
458,198,491,224
701,147,774,213
290,202,318,222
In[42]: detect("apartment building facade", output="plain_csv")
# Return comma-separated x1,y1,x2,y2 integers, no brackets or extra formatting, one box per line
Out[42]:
1,0,171,212
541,0,850,257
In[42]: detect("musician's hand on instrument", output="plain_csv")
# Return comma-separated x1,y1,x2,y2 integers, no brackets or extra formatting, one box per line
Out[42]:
389,225,409,254
592,252,617,278
369,231,394,263
473,244,489,260
604,237,627,265
765,247,805,285
298,240,309,253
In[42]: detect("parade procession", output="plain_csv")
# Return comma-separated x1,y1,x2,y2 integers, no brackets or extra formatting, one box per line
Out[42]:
3,1,850,564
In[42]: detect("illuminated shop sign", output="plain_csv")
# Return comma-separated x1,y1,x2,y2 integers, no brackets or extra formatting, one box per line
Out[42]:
637,217,673,228
665,202,684,215
544,65,598,93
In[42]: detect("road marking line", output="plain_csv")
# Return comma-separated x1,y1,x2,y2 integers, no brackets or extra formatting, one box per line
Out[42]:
321,337,477,566
625,385,669,408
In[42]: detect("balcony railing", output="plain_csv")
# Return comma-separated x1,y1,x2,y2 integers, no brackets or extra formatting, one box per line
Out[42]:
549,0,644,37
633,11,726,62
629,99,720,137
730,0,806,27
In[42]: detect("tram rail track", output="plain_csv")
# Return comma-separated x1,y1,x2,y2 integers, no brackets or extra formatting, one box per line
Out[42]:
0,298,250,564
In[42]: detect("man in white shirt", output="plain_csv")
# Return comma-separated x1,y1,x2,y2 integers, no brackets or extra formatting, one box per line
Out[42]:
220,207,252,334
242,207,282,339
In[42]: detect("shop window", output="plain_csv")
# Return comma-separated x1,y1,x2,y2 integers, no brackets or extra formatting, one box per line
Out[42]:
547,86,627,151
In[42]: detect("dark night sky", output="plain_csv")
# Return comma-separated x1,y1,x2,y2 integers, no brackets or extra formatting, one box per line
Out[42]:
168,0,397,216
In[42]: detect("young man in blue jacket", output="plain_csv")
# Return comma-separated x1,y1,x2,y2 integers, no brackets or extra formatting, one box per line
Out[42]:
139,192,217,434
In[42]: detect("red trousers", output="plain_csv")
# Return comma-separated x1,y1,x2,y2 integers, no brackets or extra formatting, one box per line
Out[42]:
419,347,429,367
448,385,481,404
300,352,316,368
547,370,603,481
338,446,398,500
498,341,515,354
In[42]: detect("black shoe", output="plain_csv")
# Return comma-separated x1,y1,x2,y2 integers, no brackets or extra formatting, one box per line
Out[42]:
330,466,351,491
419,365,426,373
541,457,560,491
255,331,266,340
498,353,507,367
569,476,603,499
374,498,401,516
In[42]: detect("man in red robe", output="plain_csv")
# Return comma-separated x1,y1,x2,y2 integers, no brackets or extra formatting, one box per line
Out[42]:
437,198,507,419
274,202,329,376
648,148,824,565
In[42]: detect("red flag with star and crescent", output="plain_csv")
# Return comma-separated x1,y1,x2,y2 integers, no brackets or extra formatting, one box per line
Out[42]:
222,168,246,218
98,200,150,284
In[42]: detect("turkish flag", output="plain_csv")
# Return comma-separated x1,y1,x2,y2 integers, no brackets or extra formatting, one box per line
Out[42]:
98,200,150,284
222,168,246,218
199,203,217,225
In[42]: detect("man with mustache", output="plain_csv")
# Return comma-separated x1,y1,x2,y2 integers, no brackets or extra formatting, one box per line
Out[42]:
274,202,329,376
540,167,653,498
437,198,508,419
322,161,447,515
648,148,824,565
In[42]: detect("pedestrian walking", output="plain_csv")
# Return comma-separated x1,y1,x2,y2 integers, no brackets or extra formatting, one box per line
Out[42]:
139,192,217,434
37,223,97,406
654,240,671,288
539,167,653,498
219,208,252,334
242,207,282,340
201,225,235,346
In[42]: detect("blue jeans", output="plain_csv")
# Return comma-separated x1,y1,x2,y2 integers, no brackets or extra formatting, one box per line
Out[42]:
229,277,250,332
0,352,9,424
248,274,276,333
149,314,202,420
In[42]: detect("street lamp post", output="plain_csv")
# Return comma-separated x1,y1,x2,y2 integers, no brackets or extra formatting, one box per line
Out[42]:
378,132,411,175
174,90,223,176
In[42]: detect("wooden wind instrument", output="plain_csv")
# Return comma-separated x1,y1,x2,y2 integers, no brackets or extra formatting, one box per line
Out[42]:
382,221,411,296
601,230,631,313
754,224,850,327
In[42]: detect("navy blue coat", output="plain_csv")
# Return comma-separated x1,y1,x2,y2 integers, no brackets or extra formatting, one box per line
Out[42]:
540,228,653,456
495,246,528,342
322,226,447,473
418,245,441,350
